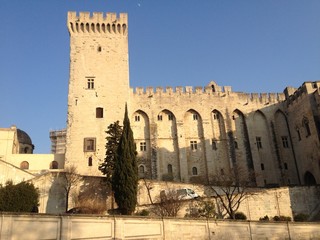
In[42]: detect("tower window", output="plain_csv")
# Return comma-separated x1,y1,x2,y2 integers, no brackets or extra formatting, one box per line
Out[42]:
192,167,198,176
140,142,147,151
284,162,288,170
234,141,238,149
87,78,95,89
213,113,219,120
88,157,93,167
261,163,265,170
84,138,96,152
157,115,163,121
97,46,102,52
303,118,311,137
139,165,145,174
135,115,140,122
297,128,301,141
281,136,289,148
167,164,173,174
193,114,198,120
256,137,262,149
168,114,174,121
212,139,217,150
96,107,103,118
190,141,197,151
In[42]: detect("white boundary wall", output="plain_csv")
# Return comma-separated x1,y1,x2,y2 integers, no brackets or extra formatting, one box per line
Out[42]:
0,213,320,240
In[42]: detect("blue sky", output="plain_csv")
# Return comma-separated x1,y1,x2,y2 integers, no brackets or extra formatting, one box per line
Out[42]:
1,0,320,153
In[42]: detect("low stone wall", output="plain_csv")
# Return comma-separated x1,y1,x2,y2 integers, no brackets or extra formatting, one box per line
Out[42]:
0,213,319,240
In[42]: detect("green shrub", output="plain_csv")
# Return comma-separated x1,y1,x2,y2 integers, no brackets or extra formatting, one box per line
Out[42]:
235,212,247,220
0,181,39,212
259,215,269,221
294,213,309,222
136,209,150,216
273,215,291,221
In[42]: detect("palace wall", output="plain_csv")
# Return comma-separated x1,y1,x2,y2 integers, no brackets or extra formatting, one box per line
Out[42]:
0,213,319,240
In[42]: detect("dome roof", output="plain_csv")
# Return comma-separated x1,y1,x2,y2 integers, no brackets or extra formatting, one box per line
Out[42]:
17,129,32,145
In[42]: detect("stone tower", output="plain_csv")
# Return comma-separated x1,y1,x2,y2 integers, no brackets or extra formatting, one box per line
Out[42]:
66,12,129,175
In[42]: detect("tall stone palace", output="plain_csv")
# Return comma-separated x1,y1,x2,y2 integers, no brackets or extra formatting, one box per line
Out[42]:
64,11,320,187
1,11,320,189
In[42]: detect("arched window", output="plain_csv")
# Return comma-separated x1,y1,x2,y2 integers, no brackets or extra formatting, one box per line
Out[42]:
50,161,59,169
88,157,93,167
304,171,316,185
139,165,145,174
20,161,29,170
138,165,145,178
167,164,173,174
192,167,198,175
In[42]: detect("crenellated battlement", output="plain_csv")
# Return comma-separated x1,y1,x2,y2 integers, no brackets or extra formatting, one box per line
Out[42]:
67,11,128,35
285,81,320,105
130,83,285,104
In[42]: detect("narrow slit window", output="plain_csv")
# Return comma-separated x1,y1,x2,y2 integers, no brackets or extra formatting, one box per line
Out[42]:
88,157,93,166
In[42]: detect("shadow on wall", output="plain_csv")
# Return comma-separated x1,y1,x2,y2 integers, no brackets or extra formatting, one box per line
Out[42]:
46,173,66,214
288,185,320,221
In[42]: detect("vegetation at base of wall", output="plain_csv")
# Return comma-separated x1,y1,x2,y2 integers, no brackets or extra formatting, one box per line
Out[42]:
234,212,247,220
294,213,309,222
151,189,183,217
135,209,150,216
259,215,270,221
112,104,138,215
0,181,39,212
99,121,123,186
273,215,292,221
185,200,217,219
73,178,109,214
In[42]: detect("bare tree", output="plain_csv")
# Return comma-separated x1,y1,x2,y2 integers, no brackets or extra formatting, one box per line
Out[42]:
141,178,154,205
210,165,256,219
75,177,109,214
151,189,184,217
60,165,82,212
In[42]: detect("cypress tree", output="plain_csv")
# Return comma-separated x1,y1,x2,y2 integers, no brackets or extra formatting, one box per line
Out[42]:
112,104,138,215
99,121,123,186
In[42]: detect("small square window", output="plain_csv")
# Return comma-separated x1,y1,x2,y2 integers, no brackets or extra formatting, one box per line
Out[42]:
84,138,96,152
190,141,197,151
86,78,95,89
140,142,147,151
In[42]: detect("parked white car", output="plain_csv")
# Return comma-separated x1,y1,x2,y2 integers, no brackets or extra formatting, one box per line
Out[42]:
177,188,199,200
160,188,199,200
